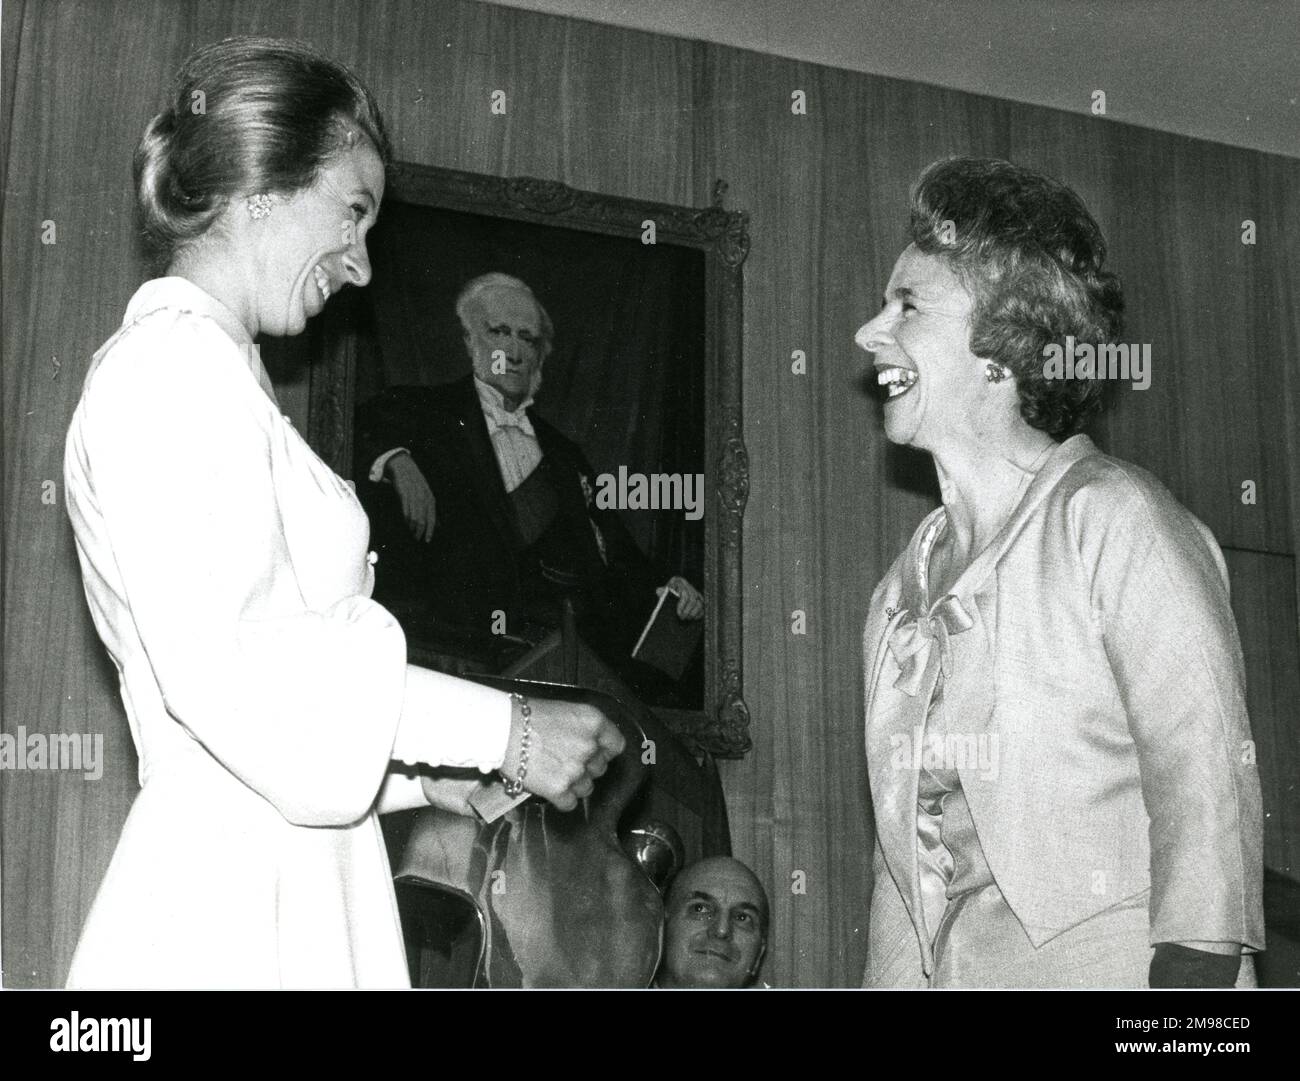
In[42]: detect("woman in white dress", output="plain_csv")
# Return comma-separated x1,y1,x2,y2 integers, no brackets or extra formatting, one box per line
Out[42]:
63,37,622,989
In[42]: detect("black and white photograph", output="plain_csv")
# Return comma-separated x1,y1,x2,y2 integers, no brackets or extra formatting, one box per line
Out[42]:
1,0,1297,1053
337,168,713,713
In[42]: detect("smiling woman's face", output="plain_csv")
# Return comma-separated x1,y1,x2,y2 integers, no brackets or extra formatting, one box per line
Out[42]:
253,135,386,337
854,244,984,452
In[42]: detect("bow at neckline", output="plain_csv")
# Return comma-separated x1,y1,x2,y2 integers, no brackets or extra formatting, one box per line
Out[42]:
887,594,975,697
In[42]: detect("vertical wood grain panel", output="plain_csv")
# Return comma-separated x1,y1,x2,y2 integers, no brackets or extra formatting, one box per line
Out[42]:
1010,112,1293,555
0,0,31,175
348,0,696,203
1262,149,1300,886
1263,149,1300,725
1,0,197,987
1117,136,1286,552
1224,550,1300,878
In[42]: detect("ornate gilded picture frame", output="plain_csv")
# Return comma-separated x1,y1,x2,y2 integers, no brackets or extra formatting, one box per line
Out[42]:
305,163,751,757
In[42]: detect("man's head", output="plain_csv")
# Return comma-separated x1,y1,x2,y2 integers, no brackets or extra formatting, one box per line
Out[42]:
455,272,553,410
657,856,769,988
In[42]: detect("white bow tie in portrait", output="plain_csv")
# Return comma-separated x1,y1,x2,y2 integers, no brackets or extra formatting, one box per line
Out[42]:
475,379,542,491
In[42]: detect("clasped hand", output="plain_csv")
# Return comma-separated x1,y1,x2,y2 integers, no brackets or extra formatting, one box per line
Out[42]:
500,699,624,812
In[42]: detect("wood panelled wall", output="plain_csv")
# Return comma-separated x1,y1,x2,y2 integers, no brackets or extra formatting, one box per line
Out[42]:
3,0,1298,987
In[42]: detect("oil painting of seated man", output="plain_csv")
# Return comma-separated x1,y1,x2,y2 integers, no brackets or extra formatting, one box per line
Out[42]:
356,272,703,702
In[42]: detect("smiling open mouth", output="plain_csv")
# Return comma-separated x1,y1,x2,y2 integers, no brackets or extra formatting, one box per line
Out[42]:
312,264,332,303
877,365,918,399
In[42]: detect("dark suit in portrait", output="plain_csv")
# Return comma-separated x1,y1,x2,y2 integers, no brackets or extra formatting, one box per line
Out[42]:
356,375,674,684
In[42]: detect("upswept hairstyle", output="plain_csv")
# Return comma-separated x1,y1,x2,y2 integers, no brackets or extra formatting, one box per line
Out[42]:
134,36,391,265
908,157,1124,440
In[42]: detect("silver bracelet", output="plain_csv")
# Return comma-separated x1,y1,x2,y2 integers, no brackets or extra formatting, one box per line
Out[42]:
502,692,531,797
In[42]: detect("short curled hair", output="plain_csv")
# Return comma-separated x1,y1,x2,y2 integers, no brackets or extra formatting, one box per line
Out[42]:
909,157,1124,440
134,36,391,265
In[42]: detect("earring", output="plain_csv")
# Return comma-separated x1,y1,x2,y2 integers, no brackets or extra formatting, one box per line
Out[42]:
984,363,1010,384
245,193,273,220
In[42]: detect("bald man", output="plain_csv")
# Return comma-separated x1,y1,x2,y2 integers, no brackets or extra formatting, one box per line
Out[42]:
655,857,770,989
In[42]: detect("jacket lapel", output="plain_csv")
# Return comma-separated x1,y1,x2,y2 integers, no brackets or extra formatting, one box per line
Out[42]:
947,437,1096,831
941,433,1097,735
956,434,1096,600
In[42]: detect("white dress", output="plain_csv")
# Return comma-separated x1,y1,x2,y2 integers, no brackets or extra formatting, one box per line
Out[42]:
63,277,511,988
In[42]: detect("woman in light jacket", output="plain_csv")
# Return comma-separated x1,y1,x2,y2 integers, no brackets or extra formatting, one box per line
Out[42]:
64,37,620,988
857,157,1263,988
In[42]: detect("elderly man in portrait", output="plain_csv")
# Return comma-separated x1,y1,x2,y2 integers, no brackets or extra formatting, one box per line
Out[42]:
356,272,703,699
654,857,770,989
